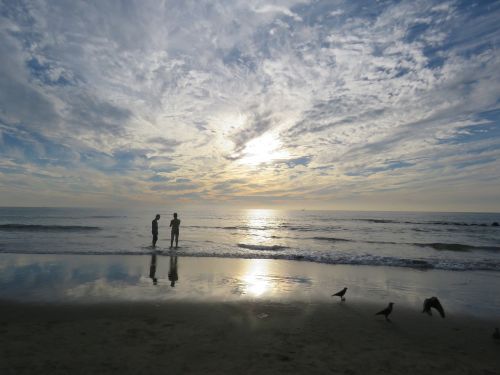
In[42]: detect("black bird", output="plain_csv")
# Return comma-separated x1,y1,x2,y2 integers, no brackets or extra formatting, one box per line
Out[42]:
422,296,445,318
375,302,394,322
332,287,348,301
493,328,500,340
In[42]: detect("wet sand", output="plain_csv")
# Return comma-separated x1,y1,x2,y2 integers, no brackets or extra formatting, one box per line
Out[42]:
1,254,499,374
1,300,499,375
1,254,500,319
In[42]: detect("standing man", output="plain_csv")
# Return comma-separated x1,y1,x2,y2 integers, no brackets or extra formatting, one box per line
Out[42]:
170,212,181,248
152,214,160,248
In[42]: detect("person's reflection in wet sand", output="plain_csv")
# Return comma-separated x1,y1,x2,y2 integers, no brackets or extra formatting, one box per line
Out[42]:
149,253,158,285
168,256,178,287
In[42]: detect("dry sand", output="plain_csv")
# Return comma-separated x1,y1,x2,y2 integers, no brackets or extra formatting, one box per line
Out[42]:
1,300,498,375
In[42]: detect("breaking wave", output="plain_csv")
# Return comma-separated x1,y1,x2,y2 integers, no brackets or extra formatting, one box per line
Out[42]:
237,244,289,251
414,243,500,252
310,236,353,242
0,224,101,232
1,247,499,272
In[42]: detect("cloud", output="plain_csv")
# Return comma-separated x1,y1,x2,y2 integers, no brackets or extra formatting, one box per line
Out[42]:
148,137,183,153
253,4,303,22
227,109,276,159
148,175,170,182
150,183,199,192
0,0,499,209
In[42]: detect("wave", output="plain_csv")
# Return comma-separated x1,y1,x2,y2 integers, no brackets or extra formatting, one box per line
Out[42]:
2,247,499,272
0,215,125,220
355,218,499,227
414,243,500,252
186,220,499,233
0,224,101,232
187,225,256,230
185,224,334,232
237,243,289,251
87,215,126,219
311,236,353,242
355,219,398,224
234,236,500,252
424,221,492,227
175,253,500,271
308,237,499,252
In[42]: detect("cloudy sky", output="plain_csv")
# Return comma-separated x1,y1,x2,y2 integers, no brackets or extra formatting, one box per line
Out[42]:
0,0,499,211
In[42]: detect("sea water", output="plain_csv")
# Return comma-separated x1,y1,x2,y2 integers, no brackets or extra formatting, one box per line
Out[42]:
1,207,499,272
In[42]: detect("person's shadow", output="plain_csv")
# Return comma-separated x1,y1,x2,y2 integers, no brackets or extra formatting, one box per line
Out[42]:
168,256,178,287
149,253,158,285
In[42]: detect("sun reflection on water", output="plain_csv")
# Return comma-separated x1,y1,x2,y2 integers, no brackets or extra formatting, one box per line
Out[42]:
243,209,278,243
238,210,284,297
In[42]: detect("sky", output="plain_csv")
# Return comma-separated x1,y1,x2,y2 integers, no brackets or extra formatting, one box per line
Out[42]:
0,0,499,211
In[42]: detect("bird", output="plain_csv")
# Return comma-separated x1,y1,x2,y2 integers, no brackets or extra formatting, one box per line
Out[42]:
493,328,500,340
422,297,445,318
331,287,348,301
375,302,394,322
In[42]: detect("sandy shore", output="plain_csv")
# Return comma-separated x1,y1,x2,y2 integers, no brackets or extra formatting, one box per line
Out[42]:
1,254,499,373
1,300,498,375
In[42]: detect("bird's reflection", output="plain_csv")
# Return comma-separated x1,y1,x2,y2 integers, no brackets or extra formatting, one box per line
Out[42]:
168,256,178,287
149,253,158,285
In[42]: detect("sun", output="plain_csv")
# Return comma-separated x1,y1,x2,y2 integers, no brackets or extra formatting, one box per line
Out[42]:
239,132,290,165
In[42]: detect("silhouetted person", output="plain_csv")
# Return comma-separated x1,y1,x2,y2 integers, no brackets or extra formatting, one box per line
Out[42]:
152,214,160,248
422,296,445,318
168,255,178,287
375,302,394,322
170,212,181,248
149,253,158,285
332,287,347,301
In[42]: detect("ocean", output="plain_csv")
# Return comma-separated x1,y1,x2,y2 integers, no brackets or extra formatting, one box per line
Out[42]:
1,207,499,272
0,208,500,271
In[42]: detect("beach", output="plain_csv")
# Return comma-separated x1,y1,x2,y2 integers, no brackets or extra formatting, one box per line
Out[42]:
1,300,499,375
1,254,499,374
2,0,500,372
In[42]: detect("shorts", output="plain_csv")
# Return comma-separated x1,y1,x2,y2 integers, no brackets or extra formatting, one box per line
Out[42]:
152,233,158,242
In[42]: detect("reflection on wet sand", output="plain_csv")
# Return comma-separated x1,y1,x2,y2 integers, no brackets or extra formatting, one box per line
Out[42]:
241,259,271,297
149,253,179,287
149,253,158,285
168,256,178,287
0,254,499,318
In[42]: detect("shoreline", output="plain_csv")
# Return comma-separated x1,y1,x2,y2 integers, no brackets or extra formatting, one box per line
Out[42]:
1,253,500,319
1,248,499,273
1,300,499,374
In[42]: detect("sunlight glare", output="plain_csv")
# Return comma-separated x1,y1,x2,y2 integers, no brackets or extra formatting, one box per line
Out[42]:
239,133,290,165
244,209,277,242
241,259,271,297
